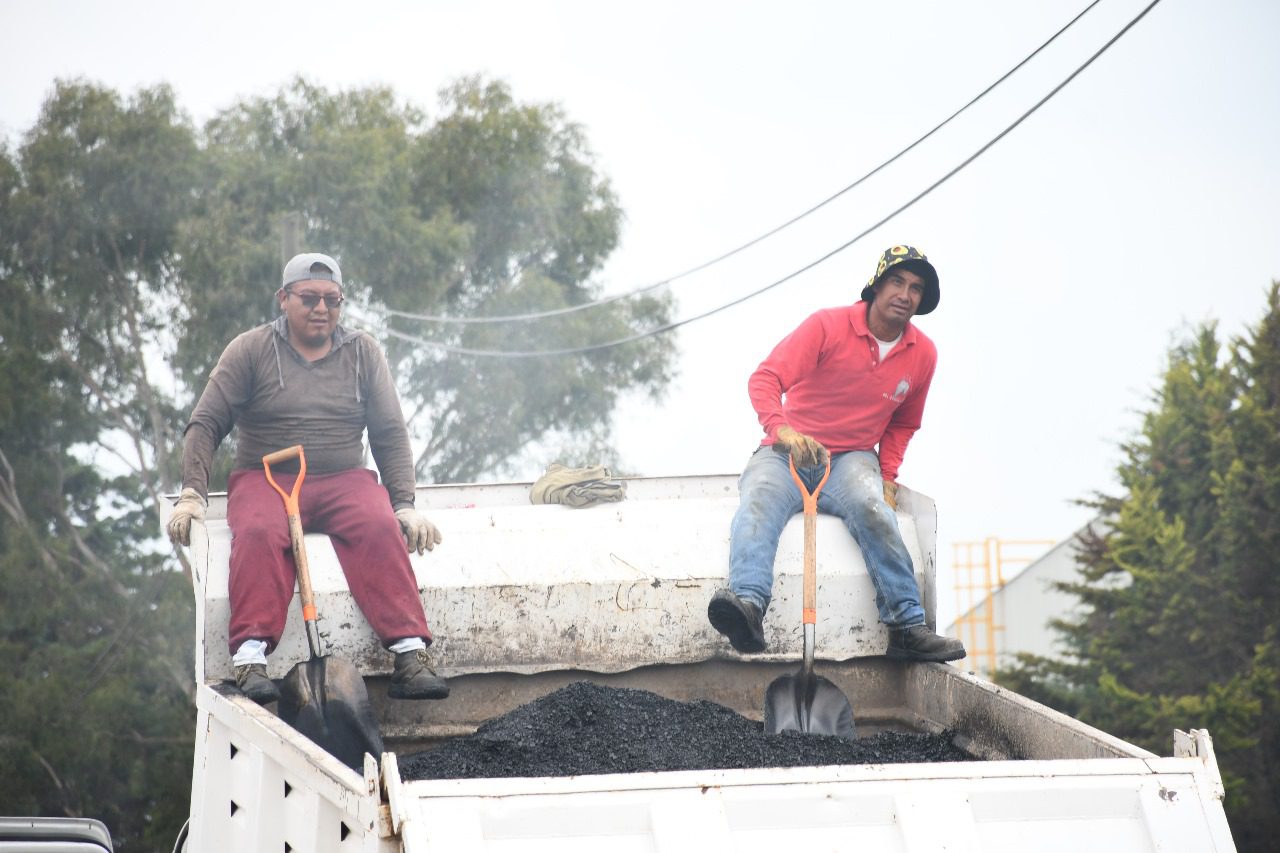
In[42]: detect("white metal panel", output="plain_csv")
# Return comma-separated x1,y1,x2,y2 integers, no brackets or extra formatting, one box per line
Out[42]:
187,684,393,853
193,475,938,682
397,760,1236,853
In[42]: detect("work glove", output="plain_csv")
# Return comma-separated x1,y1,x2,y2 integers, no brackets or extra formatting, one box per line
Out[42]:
883,479,899,511
772,425,830,468
395,507,443,555
166,487,206,546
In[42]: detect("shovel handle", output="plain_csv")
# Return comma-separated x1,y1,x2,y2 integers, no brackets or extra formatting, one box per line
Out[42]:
788,456,830,626
263,446,321,652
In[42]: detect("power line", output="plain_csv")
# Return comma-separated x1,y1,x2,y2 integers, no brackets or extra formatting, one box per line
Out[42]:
378,0,1104,327
369,0,1163,359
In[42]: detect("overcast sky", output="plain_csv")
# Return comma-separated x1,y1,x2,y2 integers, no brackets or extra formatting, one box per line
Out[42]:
4,0,1278,628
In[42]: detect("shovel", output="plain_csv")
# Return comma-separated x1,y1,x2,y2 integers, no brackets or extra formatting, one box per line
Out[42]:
262,445,386,771
763,456,857,739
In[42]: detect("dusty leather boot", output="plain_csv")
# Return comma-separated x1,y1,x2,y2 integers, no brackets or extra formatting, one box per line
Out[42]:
707,589,767,654
886,625,966,662
389,649,450,700
235,663,280,704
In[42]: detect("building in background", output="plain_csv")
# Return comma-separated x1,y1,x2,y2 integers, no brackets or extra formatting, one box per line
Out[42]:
947,525,1101,678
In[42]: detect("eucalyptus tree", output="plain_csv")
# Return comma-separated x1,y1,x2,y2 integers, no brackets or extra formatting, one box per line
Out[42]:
177,77,675,486
0,81,198,850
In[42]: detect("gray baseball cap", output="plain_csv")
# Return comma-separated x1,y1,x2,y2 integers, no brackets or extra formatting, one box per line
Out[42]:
282,252,343,289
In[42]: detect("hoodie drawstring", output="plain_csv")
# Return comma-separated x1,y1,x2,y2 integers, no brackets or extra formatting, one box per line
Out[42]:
355,343,363,403
271,334,285,389
270,317,362,401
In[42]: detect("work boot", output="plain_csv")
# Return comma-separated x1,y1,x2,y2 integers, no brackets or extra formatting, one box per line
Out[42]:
235,663,280,705
886,625,966,663
707,589,766,654
388,649,450,700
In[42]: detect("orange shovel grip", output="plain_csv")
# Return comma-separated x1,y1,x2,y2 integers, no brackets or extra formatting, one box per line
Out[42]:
262,445,307,516
787,455,831,512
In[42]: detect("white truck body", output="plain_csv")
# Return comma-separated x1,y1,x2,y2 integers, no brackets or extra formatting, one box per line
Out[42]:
181,474,1236,852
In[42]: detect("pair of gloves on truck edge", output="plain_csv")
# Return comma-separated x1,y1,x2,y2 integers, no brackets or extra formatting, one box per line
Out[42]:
165,491,442,554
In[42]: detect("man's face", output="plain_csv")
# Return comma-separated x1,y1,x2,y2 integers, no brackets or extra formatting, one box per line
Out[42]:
278,278,343,348
869,267,925,326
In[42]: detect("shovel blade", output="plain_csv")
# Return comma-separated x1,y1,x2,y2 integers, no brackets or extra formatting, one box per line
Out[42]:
763,670,857,740
278,656,385,770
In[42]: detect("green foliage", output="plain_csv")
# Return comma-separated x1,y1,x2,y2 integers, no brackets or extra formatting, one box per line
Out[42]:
395,77,674,481
0,526,193,848
1,84,198,848
177,76,672,483
1001,284,1280,851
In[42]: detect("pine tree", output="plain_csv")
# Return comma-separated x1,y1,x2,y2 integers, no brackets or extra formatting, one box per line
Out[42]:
1001,284,1280,851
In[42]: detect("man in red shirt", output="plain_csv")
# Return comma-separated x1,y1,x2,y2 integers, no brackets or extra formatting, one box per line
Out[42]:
708,245,965,662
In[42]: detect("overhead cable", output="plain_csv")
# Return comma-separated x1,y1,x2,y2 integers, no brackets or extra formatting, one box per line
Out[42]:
370,0,1163,358
379,0,1104,327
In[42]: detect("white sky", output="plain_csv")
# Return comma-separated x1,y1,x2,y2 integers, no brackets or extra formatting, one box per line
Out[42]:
4,0,1278,629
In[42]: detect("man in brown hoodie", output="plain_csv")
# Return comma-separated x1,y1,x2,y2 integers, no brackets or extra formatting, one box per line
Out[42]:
166,252,448,704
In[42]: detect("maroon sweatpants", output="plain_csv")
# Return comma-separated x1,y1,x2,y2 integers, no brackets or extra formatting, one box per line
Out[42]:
226,467,433,655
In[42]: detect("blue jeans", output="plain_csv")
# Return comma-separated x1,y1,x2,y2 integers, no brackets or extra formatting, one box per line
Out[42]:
727,446,925,628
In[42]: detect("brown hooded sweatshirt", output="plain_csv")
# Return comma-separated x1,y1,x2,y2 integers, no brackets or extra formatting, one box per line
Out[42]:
180,316,417,508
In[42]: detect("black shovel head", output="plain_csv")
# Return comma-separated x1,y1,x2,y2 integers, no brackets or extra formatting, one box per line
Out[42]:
764,669,857,740
278,655,385,771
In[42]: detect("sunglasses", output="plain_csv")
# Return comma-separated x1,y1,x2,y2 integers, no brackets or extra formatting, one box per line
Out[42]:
286,289,345,310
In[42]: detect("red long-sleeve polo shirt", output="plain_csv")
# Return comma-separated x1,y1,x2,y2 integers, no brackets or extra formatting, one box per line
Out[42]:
747,304,936,481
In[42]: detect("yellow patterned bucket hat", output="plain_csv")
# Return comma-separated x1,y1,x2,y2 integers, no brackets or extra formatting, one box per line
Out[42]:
860,245,939,315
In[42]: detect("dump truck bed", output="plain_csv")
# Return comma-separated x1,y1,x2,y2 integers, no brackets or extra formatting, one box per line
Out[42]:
191,664,1233,852
181,473,1235,852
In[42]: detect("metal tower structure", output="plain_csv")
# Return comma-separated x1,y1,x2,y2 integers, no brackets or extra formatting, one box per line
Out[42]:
952,537,1055,677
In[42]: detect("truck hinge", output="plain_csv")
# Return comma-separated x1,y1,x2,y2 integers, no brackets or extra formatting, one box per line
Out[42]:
1173,728,1226,800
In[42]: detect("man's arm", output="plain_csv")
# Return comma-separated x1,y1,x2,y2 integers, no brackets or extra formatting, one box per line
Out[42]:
168,334,253,545
361,336,417,509
747,312,826,443
361,337,442,554
180,334,256,498
878,349,936,482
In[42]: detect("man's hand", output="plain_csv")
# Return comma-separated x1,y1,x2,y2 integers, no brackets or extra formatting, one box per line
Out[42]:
772,425,830,468
166,487,206,546
395,507,443,555
883,479,899,511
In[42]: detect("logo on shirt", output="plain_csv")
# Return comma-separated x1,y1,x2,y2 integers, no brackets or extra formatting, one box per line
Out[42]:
884,377,910,402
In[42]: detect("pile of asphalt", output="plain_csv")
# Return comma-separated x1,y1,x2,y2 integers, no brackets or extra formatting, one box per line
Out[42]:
399,681,973,781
